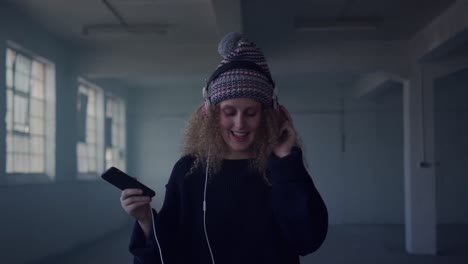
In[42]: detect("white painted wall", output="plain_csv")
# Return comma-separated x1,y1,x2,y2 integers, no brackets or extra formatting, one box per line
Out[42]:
127,80,202,210
280,75,404,224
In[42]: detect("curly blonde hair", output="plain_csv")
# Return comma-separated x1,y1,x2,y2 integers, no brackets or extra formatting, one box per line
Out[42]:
182,103,299,180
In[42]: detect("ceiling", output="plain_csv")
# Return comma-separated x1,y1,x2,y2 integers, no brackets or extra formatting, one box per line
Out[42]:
1,0,457,89
2,0,231,48
3,0,455,47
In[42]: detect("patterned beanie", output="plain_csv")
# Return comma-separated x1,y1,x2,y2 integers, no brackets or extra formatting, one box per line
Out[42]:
205,32,276,107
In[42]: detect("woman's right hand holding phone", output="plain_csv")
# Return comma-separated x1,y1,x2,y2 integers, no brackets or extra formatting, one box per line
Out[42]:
120,188,153,237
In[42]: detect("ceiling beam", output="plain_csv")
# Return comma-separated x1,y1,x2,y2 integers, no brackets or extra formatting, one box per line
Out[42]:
73,45,218,83
268,40,409,77
72,39,409,90
352,72,405,99
410,0,468,61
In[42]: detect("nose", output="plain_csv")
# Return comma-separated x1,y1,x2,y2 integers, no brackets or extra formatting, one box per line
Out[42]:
234,113,246,129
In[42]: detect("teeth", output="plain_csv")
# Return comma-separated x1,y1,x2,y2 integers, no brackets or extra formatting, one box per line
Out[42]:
232,131,248,137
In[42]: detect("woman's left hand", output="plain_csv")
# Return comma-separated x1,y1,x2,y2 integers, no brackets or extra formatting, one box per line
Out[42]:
274,106,296,158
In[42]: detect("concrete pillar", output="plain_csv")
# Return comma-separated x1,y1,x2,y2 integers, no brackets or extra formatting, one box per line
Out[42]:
0,41,6,183
403,64,437,255
55,65,78,181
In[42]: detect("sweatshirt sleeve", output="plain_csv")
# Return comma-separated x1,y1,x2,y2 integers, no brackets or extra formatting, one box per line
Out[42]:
129,209,160,264
268,147,328,256
129,156,191,264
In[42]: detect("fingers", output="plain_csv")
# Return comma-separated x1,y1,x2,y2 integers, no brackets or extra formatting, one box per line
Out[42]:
279,105,293,123
278,120,296,145
280,121,294,136
278,122,288,138
125,201,151,215
120,189,152,218
121,188,143,201
120,189,152,209
121,194,151,207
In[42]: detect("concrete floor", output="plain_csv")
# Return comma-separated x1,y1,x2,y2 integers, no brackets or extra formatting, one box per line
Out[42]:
40,224,468,264
303,225,468,264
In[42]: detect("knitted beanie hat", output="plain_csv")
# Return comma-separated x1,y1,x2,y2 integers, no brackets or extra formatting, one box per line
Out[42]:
205,32,276,107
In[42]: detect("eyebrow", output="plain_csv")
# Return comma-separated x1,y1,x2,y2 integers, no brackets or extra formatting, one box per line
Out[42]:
221,105,260,110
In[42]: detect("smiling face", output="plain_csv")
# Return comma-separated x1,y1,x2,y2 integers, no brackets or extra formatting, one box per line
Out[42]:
218,98,262,159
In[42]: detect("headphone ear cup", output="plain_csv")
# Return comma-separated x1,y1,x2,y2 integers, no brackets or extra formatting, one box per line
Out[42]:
272,87,279,111
201,86,210,116
202,86,210,116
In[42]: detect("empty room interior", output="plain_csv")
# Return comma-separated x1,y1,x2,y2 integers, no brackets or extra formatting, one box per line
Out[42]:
0,0,467,263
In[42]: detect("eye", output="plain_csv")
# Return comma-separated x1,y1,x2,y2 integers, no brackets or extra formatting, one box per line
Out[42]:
245,111,258,117
223,110,236,116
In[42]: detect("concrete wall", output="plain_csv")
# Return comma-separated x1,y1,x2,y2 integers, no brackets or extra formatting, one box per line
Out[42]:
0,3,129,263
434,68,468,224
343,86,404,224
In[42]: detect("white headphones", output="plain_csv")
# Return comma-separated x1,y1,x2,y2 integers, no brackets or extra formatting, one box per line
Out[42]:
202,85,211,111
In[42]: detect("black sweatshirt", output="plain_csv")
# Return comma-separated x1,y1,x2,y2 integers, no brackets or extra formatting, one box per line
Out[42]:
129,148,328,264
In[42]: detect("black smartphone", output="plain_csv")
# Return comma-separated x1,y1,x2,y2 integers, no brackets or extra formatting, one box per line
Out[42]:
101,167,156,197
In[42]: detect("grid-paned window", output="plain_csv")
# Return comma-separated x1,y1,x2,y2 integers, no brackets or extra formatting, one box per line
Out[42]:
77,82,104,179
105,94,126,171
5,48,49,175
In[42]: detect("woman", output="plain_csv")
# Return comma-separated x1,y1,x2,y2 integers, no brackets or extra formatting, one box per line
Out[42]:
120,32,328,264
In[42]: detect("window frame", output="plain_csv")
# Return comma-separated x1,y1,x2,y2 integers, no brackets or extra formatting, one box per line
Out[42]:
104,93,126,171
76,78,105,180
4,43,55,184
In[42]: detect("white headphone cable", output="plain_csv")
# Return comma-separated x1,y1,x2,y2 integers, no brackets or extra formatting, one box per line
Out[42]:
150,206,165,264
147,157,214,264
203,157,216,264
